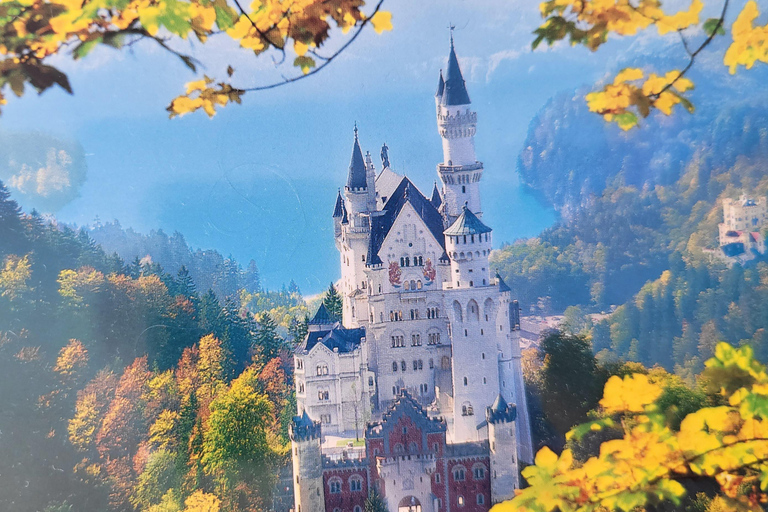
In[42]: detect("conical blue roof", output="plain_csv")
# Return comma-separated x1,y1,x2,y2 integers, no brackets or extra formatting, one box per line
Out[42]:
435,69,445,98
444,205,491,236
487,394,517,424
441,39,470,106
496,271,510,292
430,182,442,208
347,128,367,190
309,303,337,325
333,190,344,218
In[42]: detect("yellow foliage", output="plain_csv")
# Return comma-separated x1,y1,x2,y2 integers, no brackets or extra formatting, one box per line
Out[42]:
0,254,32,300
493,343,768,512
724,0,768,74
54,339,89,380
183,490,220,511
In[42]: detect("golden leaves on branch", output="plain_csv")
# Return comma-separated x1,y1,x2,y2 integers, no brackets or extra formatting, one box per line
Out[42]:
585,67,695,130
0,0,392,116
167,76,244,118
492,343,768,512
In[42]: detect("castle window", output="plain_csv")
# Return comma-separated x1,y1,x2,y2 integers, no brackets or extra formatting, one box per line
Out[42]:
463,235,467,244
473,465,486,480
400,257,405,267
405,257,410,267
318,390,329,401
413,360,418,371
482,353,485,359
362,255,365,262
393,362,398,372
401,360,406,372
458,496,465,506
411,334,421,346
380,312,384,322
354,507,362,512
483,377,487,384
417,280,422,289
393,386,397,396
350,476,363,492
298,383,304,393
463,377,468,386
394,443,404,453
476,494,485,505
471,234,475,243
410,280,416,291
320,414,331,424
453,467,466,481
329,479,342,494
316,364,328,376
435,472,441,483
418,359,423,370
404,281,410,291
469,280,473,287
462,185,466,193
429,359,434,369
369,376,374,386
418,256,423,266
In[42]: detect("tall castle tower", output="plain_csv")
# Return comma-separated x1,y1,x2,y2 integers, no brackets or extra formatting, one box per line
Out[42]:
487,395,519,504
435,32,483,221
289,412,324,512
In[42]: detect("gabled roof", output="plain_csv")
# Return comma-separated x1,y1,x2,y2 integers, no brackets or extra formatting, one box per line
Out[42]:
309,303,336,325
347,129,367,190
367,177,448,266
430,182,442,208
333,190,344,218
444,205,492,236
366,390,446,445
441,39,471,106
298,325,366,355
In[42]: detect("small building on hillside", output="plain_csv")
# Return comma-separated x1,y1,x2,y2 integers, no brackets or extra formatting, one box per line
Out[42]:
718,193,767,263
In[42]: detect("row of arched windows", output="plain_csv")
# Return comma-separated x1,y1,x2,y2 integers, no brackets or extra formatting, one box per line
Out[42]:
392,359,429,373
328,476,363,494
399,256,425,267
452,463,487,482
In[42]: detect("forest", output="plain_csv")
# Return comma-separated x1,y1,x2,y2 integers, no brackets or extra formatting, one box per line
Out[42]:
0,181,310,512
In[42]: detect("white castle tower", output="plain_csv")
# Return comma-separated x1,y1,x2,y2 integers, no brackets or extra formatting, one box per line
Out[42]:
436,33,483,221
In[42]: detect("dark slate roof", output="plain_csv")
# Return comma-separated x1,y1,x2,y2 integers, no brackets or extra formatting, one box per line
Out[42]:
333,190,344,218
430,182,442,208
722,242,745,257
435,69,445,98
299,326,366,354
444,441,489,458
347,131,368,190
291,410,321,441
366,390,446,444
496,271,510,293
309,303,336,325
366,177,448,266
441,40,471,106
486,394,517,424
444,205,492,236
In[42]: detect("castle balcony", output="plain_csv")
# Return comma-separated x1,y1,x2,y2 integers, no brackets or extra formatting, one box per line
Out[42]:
437,111,477,125
437,161,483,174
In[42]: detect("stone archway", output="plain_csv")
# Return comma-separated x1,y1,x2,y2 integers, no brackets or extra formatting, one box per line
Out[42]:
398,496,422,512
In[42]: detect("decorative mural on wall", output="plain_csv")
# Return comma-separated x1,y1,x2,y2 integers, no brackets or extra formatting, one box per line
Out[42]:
422,258,436,284
388,261,402,287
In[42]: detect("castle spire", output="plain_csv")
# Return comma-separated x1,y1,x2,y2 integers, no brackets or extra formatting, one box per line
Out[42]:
346,124,367,190
441,32,470,106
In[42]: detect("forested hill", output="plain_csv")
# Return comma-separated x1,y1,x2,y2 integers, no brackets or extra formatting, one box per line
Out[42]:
0,182,308,512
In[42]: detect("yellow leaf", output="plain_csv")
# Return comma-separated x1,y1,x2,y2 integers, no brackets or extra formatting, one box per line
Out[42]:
614,68,644,84
600,374,663,413
370,11,392,34
294,40,308,57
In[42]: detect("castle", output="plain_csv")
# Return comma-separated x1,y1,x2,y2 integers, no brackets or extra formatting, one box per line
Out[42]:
719,194,767,262
290,36,533,512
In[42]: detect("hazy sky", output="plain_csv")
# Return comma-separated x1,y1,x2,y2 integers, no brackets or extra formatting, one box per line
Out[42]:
0,0,728,291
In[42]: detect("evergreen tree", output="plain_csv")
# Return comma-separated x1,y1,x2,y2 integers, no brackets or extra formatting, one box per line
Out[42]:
0,180,25,256
288,279,300,295
322,282,343,320
243,259,261,294
287,316,309,345
175,265,197,298
255,313,283,363
364,488,389,512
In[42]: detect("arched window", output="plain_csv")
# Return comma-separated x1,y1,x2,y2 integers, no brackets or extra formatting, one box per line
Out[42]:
453,466,466,481
417,280,422,289
354,507,362,512
401,360,406,372
462,185,466,193
413,360,418,371
472,463,486,480
316,364,329,376
394,443,404,453
404,280,410,290
350,476,363,492
392,361,398,372
463,376,468,386
452,301,463,323
410,280,416,290
405,257,410,267
476,494,485,505
429,358,434,369
418,359,423,370
329,478,342,493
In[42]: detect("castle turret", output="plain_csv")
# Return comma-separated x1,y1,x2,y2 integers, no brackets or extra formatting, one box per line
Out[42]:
436,35,483,220
333,189,345,238
290,411,324,512
444,205,492,289
345,125,369,217
487,394,519,503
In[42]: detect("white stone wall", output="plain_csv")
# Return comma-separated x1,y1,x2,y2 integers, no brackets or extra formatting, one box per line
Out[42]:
722,195,767,233
489,419,518,503
445,286,504,443
445,232,492,289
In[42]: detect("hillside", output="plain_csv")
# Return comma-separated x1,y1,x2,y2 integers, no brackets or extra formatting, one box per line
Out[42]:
0,183,305,512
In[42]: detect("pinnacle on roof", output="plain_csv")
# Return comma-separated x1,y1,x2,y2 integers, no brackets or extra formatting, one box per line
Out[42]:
309,303,337,325
430,182,442,208
496,271,510,292
435,69,445,98
487,393,517,424
444,204,492,236
441,35,471,106
347,124,367,190
332,190,344,218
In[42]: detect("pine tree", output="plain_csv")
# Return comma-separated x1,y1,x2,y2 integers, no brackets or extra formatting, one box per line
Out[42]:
323,282,343,320
288,279,300,295
175,265,197,298
256,312,283,362
0,180,25,257
287,315,309,345
244,259,261,294
364,488,389,512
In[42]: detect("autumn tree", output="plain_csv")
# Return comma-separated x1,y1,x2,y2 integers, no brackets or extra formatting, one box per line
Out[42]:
0,0,391,117
534,0,768,129
493,343,768,512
